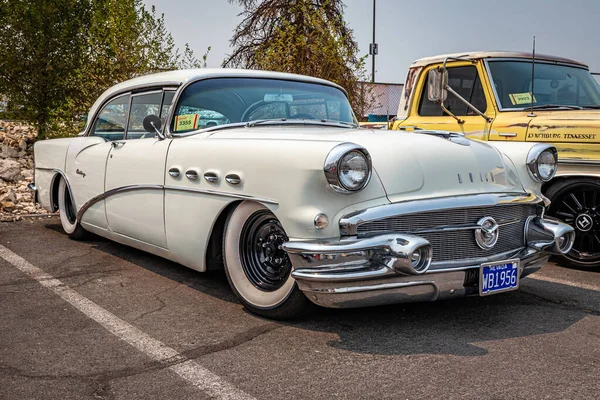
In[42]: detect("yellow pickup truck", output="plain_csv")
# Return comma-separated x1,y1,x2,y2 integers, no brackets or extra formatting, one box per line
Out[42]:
393,51,600,269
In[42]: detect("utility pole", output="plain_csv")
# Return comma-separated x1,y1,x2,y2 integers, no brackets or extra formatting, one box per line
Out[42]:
369,0,377,83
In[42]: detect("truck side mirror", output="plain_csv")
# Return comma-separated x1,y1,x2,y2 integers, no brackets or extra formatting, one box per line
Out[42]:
427,68,448,103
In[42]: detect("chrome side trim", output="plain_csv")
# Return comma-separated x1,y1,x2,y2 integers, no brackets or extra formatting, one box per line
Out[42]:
35,167,77,212
76,185,163,221
339,192,543,236
163,186,278,204
75,185,278,222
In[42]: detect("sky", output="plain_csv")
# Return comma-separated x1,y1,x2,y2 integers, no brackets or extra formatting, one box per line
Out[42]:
143,0,600,84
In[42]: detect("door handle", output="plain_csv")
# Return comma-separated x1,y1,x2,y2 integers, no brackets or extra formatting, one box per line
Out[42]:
168,168,180,178
111,141,126,148
498,132,517,137
185,170,199,180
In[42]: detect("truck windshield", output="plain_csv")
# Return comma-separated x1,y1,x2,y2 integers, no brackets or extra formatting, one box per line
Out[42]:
487,60,600,109
171,77,357,134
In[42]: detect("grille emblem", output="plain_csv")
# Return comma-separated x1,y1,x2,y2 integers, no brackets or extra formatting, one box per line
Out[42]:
475,216,499,249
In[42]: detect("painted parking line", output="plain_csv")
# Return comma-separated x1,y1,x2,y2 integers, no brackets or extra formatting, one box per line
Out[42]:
528,274,600,292
0,244,254,400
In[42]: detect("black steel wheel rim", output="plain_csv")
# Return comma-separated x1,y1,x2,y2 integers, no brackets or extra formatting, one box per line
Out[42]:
548,184,600,262
239,210,292,291
64,188,77,224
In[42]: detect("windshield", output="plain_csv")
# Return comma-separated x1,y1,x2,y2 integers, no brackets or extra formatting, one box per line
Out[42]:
487,60,600,109
171,78,356,133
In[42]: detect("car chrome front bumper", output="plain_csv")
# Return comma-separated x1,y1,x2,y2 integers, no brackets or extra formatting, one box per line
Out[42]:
283,217,574,308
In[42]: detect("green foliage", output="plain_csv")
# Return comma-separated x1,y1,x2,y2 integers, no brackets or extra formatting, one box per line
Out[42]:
0,0,210,139
225,0,368,112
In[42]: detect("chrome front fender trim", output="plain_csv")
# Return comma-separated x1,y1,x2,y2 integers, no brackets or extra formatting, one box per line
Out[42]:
339,192,543,236
74,184,279,222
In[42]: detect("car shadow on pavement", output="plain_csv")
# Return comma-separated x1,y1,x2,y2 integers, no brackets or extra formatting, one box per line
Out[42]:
44,223,239,305
294,286,594,357
44,222,594,358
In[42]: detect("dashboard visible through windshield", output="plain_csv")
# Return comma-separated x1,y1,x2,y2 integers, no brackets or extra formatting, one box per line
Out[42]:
171,77,357,134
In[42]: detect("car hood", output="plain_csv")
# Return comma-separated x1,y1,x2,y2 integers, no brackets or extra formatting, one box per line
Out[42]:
526,110,600,160
207,127,525,202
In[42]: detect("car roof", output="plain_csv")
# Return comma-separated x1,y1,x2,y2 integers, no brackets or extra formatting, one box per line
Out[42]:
410,51,587,68
85,69,346,126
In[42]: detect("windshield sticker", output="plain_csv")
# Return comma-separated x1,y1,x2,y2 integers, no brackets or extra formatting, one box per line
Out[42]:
174,114,199,131
264,94,294,102
509,92,536,105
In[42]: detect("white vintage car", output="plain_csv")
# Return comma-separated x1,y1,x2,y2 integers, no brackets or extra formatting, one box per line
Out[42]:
31,69,575,319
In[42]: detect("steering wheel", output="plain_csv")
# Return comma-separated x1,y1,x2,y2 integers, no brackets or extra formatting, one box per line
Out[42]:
288,113,315,120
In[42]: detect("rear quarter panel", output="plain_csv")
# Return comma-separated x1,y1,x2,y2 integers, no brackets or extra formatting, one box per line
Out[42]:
33,138,76,211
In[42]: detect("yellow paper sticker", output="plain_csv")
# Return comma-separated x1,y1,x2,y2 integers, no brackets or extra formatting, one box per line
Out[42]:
175,114,199,131
508,92,536,105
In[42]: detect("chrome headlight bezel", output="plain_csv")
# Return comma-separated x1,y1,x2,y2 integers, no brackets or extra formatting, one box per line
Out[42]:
526,144,558,183
324,143,372,194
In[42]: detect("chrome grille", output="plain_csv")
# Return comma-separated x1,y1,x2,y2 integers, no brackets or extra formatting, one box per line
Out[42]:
356,204,538,262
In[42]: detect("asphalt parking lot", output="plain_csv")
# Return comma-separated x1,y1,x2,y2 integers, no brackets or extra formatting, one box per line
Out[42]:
1,217,599,400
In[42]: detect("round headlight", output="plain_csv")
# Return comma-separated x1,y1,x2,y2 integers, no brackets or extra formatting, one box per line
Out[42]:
527,145,558,182
338,151,369,191
537,149,557,181
324,143,372,194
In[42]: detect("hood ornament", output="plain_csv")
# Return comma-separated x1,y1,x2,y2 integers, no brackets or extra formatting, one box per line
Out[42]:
475,216,499,249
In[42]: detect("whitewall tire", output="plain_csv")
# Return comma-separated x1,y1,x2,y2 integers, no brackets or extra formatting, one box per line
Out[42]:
58,178,87,240
223,201,312,319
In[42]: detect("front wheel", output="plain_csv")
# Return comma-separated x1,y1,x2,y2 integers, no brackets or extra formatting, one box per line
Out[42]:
222,201,312,319
58,178,87,240
546,178,600,269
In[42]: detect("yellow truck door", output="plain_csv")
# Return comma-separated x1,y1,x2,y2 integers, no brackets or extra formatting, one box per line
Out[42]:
397,61,494,139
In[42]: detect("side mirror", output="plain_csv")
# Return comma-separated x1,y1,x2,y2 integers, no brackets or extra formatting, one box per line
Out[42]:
427,68,448,102
142,115,165,140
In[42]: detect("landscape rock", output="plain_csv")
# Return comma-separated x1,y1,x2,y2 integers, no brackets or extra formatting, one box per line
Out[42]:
0,159,22,182
0,119,51,221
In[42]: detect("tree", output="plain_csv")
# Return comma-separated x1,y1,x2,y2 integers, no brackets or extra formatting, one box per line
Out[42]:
224,0,366,111
0,0,210,139
0,0,94,139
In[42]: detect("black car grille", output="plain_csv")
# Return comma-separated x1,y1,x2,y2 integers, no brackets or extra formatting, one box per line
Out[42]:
356,204,538,263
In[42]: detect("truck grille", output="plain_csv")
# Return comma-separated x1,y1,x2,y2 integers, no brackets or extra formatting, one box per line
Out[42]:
356,204,538,262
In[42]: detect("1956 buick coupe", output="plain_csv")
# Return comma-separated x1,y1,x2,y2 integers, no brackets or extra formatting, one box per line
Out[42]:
30,69,575,319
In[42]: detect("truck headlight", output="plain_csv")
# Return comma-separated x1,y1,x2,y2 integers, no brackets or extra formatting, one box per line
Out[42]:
527,145,558,182
324,143,372,194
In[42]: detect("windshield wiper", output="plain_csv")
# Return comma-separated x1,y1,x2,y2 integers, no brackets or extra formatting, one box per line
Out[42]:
580,105,600,109
529,104,583,110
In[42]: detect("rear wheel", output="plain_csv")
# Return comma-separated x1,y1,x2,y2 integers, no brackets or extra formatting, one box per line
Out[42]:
222,201,312,319
546,178,600,269
58,178,87,240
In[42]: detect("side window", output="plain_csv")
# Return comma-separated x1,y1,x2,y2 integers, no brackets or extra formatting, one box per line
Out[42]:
91,94,131,141
418,66,487,117
126,92,162,139
160,91,175,128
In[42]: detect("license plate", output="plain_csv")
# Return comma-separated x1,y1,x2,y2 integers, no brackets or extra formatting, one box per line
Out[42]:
479,259,520,296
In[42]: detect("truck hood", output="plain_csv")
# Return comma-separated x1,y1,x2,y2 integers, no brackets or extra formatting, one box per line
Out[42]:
526,110,600,159
207,127,524,202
